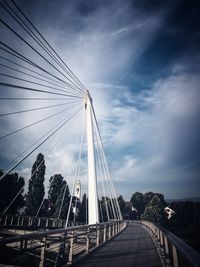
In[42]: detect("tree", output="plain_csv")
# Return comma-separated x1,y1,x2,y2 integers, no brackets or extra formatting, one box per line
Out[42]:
143,192,155,207
48,174,64,215
129,191,166,220
0,170,25,215
100,196,109,221
142,195,165,224
54,181,71,219
118,195,126,219
25,153,46,216
78,193,87,224
130,192,144,216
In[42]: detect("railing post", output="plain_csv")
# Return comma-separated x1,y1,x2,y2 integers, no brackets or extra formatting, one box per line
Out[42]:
38,218,41,227
108,224,111,239
10,216,14,226
103,224,106,242
86,232,90,253
21,217,24,226
121,221,124,232
113,223,115,236
39,236,47,267
172,245,179,267
96,226,100,246
54,230,67,266
160,230,164,247
119,221,122,232
164,234,169,253
68,231,74,264
115,222,117,235
111,223,114,236
63,231,68,263
17,216,20,226
116,222,118,233
155,226,159,243
163,234,171,266
4,215,8,226
158,229,161,245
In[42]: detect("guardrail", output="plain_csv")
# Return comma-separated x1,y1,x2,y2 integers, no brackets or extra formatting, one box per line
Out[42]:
0,215,81,229
137,220,200,267
0,220,126,266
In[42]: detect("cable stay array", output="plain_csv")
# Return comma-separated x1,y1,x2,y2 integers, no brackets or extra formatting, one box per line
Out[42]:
0,0,122,225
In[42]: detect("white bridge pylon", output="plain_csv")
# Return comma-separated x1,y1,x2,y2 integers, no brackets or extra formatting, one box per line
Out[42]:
85,90,99,225
0,0,123,225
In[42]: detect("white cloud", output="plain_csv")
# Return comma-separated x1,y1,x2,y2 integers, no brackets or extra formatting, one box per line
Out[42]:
1,0,199,200
101,67,200,197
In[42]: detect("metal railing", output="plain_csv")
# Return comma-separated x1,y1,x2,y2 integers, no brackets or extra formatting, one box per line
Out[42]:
0,215,82,229
0,220,126,266
137,220,200,267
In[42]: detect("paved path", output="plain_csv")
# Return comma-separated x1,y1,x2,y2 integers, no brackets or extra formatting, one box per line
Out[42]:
74,222,162,267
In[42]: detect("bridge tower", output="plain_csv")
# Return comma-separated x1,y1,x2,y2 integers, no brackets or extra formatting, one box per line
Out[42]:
85,90,99,224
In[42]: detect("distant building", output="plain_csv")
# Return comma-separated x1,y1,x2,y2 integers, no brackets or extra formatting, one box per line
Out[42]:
72,181,81,217
75,180,81,200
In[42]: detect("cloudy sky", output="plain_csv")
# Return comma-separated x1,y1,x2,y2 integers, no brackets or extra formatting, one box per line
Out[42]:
0,0,200,200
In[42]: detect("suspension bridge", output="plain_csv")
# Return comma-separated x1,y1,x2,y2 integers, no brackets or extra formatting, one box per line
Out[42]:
0,1,200,266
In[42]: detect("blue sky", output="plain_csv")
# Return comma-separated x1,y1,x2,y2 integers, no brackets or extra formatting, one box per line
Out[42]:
0,0,200,200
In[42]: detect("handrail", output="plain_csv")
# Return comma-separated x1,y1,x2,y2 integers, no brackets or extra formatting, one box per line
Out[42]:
0,214,68,229
0,220,126,266
161,225,200,267
0,221,119,245
138,220,200,267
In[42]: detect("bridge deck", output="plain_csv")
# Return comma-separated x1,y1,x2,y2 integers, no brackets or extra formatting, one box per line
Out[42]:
74,222,162,267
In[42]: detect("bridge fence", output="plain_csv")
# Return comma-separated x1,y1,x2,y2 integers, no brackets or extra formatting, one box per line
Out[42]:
137,220,200,267
0,215,84,229
0,220,126,266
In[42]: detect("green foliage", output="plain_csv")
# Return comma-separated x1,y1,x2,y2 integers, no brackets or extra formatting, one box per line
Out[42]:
99,196,119,221
0,170,25,215
100,196,109,221
130,191,166,222
25,153,46,216
130,192,144,216
142,195,165,224
118,195,126,218
54,181,71,219
143,192,155,207
48,174,64,216
78,193,87,223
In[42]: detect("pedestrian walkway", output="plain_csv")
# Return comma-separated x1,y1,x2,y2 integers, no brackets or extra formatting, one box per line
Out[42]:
74,222,162,267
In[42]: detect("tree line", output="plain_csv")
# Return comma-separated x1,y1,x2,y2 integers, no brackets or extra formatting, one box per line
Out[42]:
0,153,114,223
0,153,167,223
0,153,73,220
0,153,200,252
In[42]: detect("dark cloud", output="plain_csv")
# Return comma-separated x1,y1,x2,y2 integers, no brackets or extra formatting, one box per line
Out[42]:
75,0,102,16
125,0,200,92
133,0,170,13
